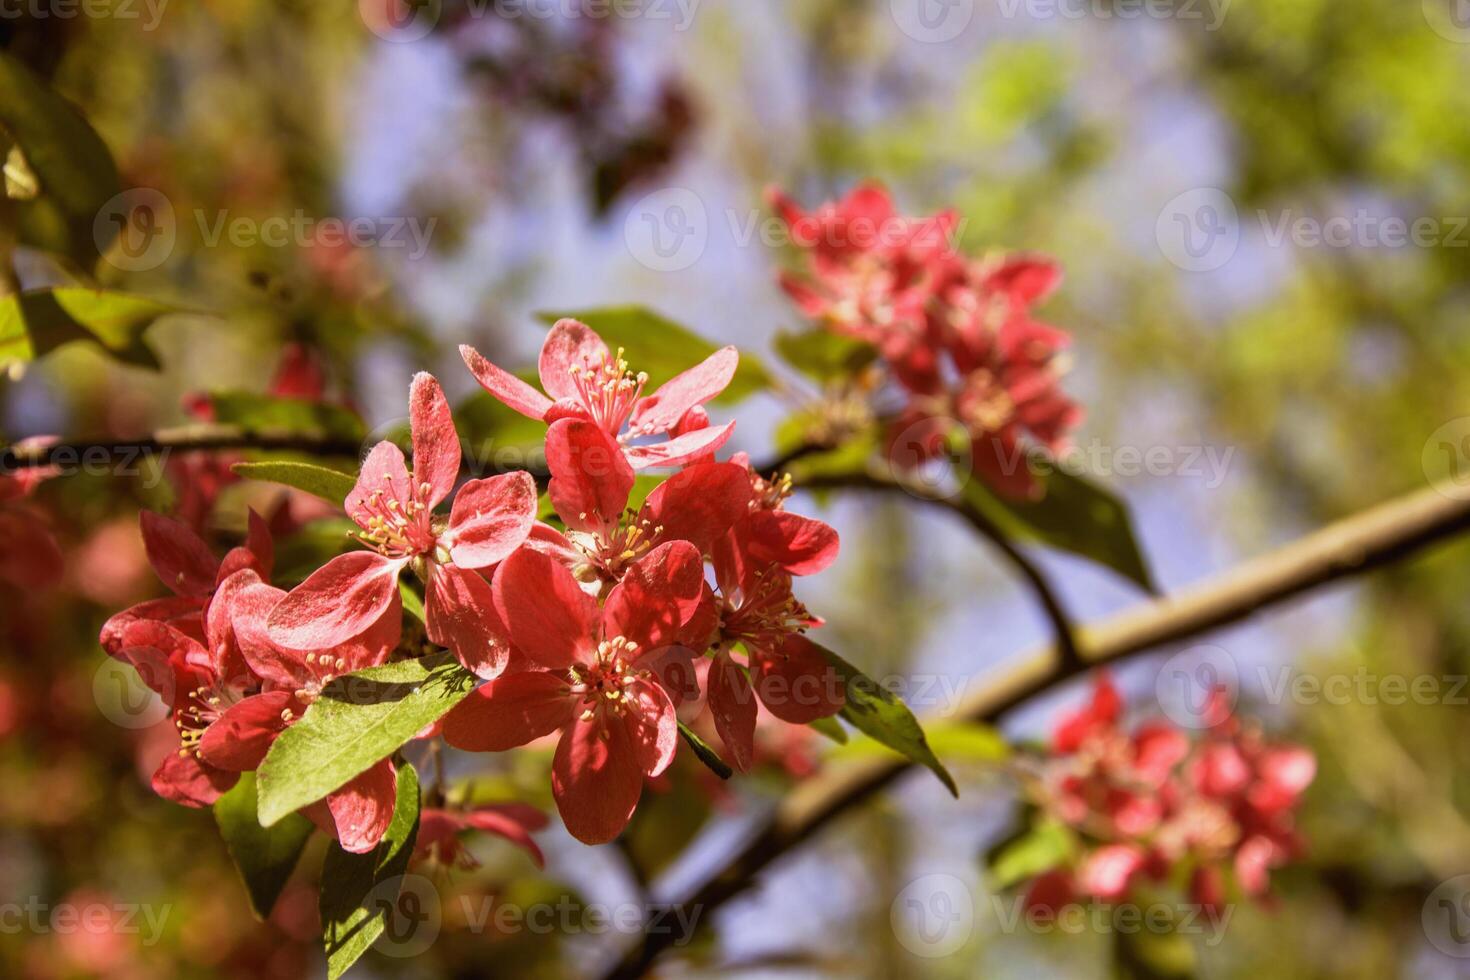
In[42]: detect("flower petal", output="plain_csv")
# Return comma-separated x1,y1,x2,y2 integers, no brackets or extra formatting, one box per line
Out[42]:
538,318,609,403
545,419,634,533
707,652,756,773
410,372,461,510
140,511,220,598
622,678,678,777
492,548,597,668
460,343,553,420
623,421,735,470
445,471,538,568
204,567,264,684
603,541,705,653
100,597,204,660
551,711,643,845
752,633,844,724
642,462,752,555
464,805,548,868
426,563,513,679
442,671,573,752
328,759,398,854
346,441,414,530
266,551,404,651
199,691,296,770
229,583,308,688
152,748,237,808
628,346,738,435
745,510,840,576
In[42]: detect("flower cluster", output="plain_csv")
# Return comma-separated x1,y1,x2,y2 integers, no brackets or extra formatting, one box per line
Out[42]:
1019,673,1316,915
770,183,1082,499
101,317,845,852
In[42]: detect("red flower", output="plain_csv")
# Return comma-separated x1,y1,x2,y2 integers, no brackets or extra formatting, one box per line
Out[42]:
1022,672,1315,909
528,418,753,590
442,542,706,844
771,183,1083,500
267,373,537,677
727,452,840,576
99,511,278,807
198,580,403,853
459,317,738,469
703,526,844,772
414,804,549,869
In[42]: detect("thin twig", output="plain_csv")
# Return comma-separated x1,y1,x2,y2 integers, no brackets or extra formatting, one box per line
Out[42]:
596,483,1470,980
802,469,1083,671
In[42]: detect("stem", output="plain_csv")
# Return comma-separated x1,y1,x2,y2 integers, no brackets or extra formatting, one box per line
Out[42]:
802,469,1083,671
595,483,1470,980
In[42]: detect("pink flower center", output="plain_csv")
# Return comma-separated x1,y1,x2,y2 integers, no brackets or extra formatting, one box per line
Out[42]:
569,513,664,588
355,477,437,558
748,470,793,513
569,348,647,436
957,369,1015,434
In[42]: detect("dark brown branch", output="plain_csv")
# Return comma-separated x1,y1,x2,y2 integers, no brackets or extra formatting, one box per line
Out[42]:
0,426,366,473
597,483,1470,980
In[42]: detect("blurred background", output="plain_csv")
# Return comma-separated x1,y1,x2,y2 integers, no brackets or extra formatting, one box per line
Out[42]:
3,0,1470,977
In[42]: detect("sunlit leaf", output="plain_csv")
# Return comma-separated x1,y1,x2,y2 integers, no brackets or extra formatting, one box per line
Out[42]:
257,654,475,827
815,643,957,796
211,392,366,442
987,818,1076,889
232,460,357,506
0,288,175,368
320,764,421,980
773,327,876,382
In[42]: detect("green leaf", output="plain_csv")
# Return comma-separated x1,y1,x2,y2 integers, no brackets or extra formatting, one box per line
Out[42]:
232,460,357,506
0,288,175,367
773,327,877,382
211,392,366,442
677,722,732,780
815,643,958,796
535,306,771,404
257,654,476,827
922,722,1013,762
398,582,426,624
0,53,121,266
987,819,1076,889
320,763,421,980
957,462,1157,593
214,772,314,920
807,715,849,745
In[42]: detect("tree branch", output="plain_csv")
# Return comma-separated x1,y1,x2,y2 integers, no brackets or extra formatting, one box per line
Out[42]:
597,483,1470,980
802,469,1083,670
0,426,366,472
